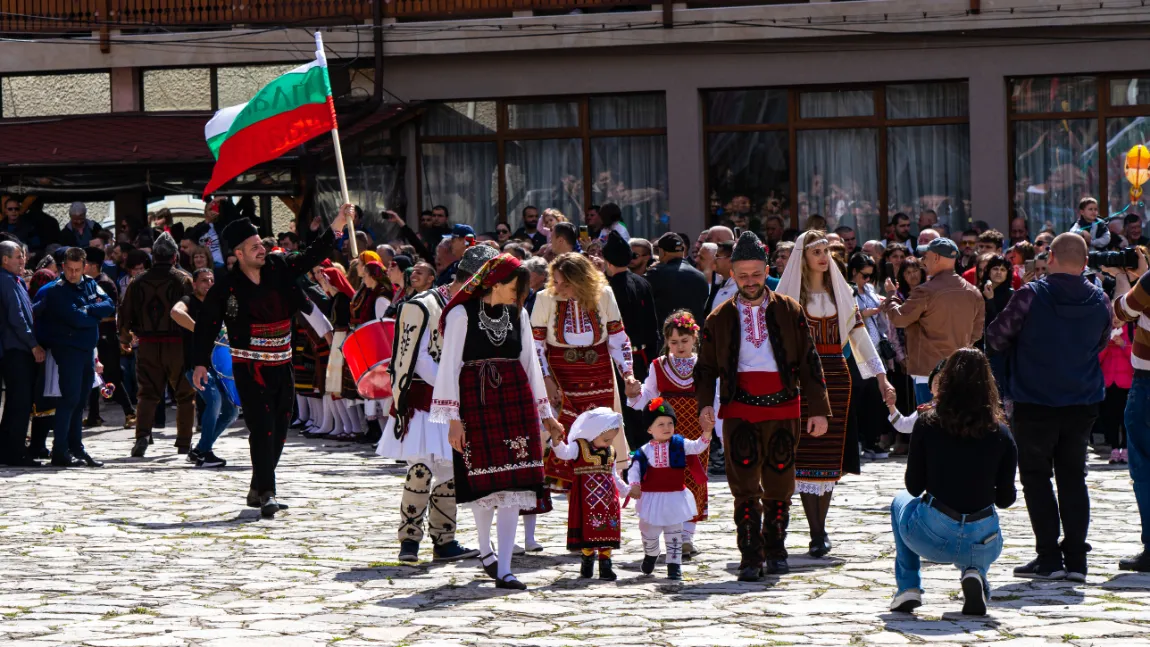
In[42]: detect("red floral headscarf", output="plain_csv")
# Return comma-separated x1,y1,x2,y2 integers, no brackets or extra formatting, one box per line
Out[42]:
320,266,355,298
438,253,522,335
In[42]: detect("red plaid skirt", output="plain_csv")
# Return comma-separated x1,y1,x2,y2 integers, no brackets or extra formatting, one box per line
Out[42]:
452,358,546,506
544,342,616,492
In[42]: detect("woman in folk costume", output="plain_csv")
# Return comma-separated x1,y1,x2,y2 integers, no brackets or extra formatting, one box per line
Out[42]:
316,262,357,439
342,254,393,440
433,253,563,590
293,265,333,432
626,309,709,559
549,407,628,581
531,252,638,492
775,230,896,558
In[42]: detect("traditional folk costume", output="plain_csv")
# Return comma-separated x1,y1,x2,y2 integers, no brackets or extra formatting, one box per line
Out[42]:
695,231,831,580
775,230,886,557
292,276,330,430
338,279,391,438
531,285,633,491
550,407,627,581
627,350,709,554
430,254,555,590
379,245,497,563
193,218,335,517
627,399,709,580
315,270,353,438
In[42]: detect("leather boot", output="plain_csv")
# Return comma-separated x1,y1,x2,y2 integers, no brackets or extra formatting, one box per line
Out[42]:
579,553,595,578
598,557,617,581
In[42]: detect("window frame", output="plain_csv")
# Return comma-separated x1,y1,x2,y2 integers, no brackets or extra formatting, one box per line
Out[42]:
416,92,668,227
0,68,114,119
1007,73,1150,226
137,62,306,113
702,81,970,231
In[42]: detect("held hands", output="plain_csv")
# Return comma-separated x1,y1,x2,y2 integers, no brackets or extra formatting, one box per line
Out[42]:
807,415,828,437
629,484,642,500
544,377,562,412
192,366,209,391
878,375,897,407
624,375,642,399
543,418,565,445
448,420,466,453
699,406,716,434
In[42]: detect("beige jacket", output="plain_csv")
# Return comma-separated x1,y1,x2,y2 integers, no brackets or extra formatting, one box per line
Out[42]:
885,270,985,377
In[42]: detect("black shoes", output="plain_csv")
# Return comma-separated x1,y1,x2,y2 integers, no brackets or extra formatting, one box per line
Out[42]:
667,563,682,581
248,489,288,511
640,555,657,575
197,452,227,468
433,541,479,562
495,574,526,590
765,559,790,575
3,457,42,468
177,446,190,456
961,569,988,616
1064,553,1088,583
187,449,204,464
580,553,595,578
478,552,499,579
1119,551,1150,572
130,439,148,458
737,565,764,582
82,417,104,428
50,454,85,468
398,540,420,563
809,535,832,558
599,558,617,581
29,446,50,460
1013,557,1066,580
260,496,282,519
78,453,104,468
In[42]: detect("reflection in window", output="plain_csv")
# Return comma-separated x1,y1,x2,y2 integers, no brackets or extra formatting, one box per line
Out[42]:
1013,119,1097,234
886,83,969,119
143,68,212,112
797,129,879,241
2,73,111,117
706,131,789,230
1010,76,1096,114
420,141,498,231
504,139,584,230
420,102,498,137
590,95,667,130
888,125,971,231
216,64,297,107
800,90,874,119
507,102,579,130
706,89,788,125
591,136,669,240
1111,78,1150,107
1106,117,1150,224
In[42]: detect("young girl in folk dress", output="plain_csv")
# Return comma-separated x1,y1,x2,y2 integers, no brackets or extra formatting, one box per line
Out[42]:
549,407,628,581
626,310,709,558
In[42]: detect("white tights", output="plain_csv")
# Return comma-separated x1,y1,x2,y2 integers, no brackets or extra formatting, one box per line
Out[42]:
640,520,683,565
312,395,336,434
523,514,537,546
683,521,696,545
295,395,311,424
473,506,521,579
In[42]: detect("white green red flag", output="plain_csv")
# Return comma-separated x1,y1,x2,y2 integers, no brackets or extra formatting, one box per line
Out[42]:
202,33,336,197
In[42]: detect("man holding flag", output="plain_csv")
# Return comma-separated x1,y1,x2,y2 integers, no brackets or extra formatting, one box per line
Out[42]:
193,32,353,518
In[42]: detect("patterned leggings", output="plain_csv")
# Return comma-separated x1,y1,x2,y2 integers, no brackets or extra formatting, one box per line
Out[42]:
398,459,456,545
640,520,683,565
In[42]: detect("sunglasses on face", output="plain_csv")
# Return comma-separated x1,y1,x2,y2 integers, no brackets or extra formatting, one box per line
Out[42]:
961,240,977,247
861,272,874,280
497,228,509,234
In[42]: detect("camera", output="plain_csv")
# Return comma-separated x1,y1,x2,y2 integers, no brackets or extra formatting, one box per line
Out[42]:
1087,247,1140,270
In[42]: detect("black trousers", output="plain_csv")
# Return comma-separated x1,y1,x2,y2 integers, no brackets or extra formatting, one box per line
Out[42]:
88,336,134,419
233,361,294,496
1013,402,1099,561
0,349,35,463
1095,384,1129,450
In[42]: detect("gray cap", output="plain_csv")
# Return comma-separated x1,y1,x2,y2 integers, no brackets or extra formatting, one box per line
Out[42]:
456,244,499,279
920,237,959,259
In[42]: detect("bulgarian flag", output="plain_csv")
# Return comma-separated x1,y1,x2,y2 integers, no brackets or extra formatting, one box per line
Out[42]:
202,33,336,198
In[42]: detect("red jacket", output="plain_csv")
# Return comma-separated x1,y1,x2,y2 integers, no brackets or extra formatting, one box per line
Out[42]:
1100,326,1134,389
962,266,1022,290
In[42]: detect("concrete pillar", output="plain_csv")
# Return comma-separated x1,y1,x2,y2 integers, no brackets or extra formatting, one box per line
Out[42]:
664,84,704,237
968,69,1009,232
110,67,140,112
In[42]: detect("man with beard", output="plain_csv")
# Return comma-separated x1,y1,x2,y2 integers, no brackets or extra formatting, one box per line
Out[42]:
513,206,547,251
629,238,653,276
695,231,829,581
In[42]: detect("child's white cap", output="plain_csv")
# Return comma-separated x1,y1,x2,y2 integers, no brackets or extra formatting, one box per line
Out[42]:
568,407,622,444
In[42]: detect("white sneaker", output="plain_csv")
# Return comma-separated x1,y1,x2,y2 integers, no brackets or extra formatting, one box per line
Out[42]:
890,588,922,612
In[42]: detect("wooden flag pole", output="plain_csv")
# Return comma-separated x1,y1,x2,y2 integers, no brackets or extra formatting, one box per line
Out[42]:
316,32,358,258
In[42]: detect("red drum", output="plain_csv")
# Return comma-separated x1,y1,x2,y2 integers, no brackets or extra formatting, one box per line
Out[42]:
341,319,395,399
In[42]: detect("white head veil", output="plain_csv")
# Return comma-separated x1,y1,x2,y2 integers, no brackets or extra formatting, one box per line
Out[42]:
774,230,859,347
568,407,623,444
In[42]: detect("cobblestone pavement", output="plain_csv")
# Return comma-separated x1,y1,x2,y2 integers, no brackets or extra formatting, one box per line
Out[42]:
2,411,1148,647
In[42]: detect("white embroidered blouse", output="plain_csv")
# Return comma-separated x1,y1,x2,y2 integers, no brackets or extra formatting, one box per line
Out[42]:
530,287,634,378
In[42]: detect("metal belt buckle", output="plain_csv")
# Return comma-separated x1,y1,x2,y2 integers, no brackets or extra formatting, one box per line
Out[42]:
564,349,579,363
584,349,598,365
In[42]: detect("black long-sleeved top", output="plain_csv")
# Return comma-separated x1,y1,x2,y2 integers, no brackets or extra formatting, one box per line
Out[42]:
905,417,1018,514
606,270,661,359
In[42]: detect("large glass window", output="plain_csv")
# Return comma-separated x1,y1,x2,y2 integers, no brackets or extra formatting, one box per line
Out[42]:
704,82,970,237
418,94,668,236
1010,74,1150,237
419,142,499,232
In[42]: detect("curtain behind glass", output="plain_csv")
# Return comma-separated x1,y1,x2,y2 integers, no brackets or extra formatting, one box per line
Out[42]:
888,124,971,231
590,95,666,130
707,131,789,227
505,139,584,230
886,82,969,119
800,90,874,119
1106,117,1150,225
1013,119,1097,234
591,136,669,240
316,161,407,245
706,89,788,126
797,129,879,240
507,102,579,130
420,102,498,137
420,141,498,232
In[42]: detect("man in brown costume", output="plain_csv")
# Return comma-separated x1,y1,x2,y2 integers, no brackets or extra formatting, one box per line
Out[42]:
695,231,830,582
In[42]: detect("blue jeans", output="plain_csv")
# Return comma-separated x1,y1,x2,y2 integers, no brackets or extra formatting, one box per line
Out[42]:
187,369,238,455
53,347,95,459
891,491,1003,596
121,354,138,405
1126,373,1150,548
914,381,933,406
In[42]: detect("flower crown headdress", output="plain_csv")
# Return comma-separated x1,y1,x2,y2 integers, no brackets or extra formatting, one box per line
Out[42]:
648,397,668,414
669,313,699,333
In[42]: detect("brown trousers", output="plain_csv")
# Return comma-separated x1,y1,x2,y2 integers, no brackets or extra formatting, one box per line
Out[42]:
723,417,801,566
134,342,196,447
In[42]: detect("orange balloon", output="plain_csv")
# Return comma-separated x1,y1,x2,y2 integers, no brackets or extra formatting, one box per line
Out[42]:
1126,144,1150,188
